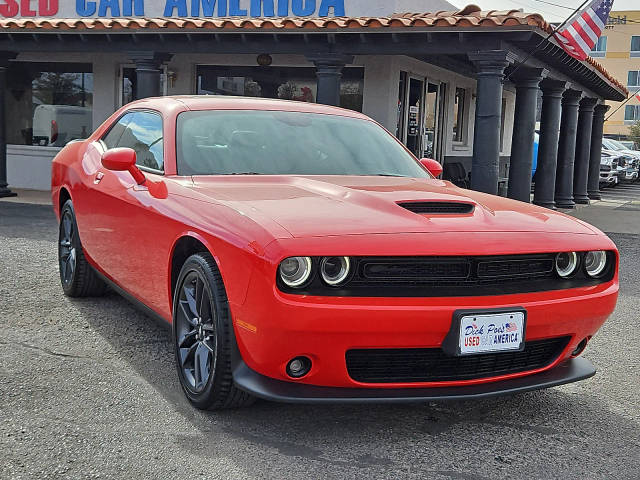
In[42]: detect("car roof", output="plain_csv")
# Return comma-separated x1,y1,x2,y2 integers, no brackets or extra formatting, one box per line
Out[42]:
124,95,370,120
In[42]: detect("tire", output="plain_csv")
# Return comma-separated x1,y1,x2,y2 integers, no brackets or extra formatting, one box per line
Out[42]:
58,200,107,297
172,253,255,410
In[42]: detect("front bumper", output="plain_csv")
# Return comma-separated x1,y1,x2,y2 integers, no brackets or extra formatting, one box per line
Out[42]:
230,280,617,389
233,357,596,403
600,171,617,185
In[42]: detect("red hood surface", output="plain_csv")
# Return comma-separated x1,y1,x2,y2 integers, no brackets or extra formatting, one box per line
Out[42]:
189,176,598,239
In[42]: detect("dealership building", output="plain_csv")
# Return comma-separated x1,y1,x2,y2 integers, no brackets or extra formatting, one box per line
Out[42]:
0,0,628,208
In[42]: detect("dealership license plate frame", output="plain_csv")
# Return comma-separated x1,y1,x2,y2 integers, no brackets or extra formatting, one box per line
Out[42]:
441,307,528,357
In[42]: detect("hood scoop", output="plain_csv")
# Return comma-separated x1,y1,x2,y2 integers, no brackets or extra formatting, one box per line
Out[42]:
397,201,475,215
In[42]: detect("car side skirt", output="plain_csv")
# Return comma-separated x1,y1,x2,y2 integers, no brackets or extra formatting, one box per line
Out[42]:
232,357,596,404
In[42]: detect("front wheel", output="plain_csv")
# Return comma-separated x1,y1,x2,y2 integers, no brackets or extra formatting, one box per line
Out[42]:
58,200,107,297
173,253,254,410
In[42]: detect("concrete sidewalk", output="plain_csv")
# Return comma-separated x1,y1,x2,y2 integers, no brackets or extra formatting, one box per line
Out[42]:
0,189,52,206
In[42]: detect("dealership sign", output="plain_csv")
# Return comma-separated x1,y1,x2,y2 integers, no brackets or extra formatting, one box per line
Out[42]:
0,0,347,17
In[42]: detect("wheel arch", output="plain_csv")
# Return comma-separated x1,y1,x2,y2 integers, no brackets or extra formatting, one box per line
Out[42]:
169,233,216,312
168,230,260,319
59,187,71,212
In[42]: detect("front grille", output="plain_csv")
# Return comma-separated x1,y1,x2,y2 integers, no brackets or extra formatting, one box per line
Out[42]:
476,258,554,278
346,337,570,383
348,254,560,291
397,201,475,215
600,165,611,172
362,260,470,280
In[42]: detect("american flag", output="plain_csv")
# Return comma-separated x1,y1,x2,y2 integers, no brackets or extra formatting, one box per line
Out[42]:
554,0,614,61
505,322,518,333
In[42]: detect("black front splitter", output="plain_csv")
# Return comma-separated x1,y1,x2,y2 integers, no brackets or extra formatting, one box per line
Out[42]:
232,357,596,404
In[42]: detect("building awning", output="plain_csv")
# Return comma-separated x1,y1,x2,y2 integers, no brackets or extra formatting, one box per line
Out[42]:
0,4,628,99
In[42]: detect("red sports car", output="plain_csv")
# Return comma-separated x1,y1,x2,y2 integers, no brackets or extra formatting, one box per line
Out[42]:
52,96,618,409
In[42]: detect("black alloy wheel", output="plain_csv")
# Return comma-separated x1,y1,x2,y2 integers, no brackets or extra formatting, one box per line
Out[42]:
172,253,254,410
57,200,107,297
175,270,217,393
59,209,77,287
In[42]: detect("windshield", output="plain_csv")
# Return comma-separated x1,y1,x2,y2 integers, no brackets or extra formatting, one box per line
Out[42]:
602,138,624,151
176,110,430,178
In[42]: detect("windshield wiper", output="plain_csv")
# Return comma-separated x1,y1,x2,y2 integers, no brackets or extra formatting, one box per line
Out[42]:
227,172,264,175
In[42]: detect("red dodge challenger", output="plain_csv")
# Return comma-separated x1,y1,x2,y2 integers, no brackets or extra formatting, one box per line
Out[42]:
51,96,618,409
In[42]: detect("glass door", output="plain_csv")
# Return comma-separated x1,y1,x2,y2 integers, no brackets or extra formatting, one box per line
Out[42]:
404,76,425,158
424,81,441,160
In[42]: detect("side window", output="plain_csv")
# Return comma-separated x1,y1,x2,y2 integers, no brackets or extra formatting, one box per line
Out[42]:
102,113,135,149
117,111,164,172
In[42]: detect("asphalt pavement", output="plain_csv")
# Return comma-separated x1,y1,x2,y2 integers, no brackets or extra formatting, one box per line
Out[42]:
1,193,639,480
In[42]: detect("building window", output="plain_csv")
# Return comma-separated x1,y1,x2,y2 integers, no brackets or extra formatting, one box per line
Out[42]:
624,105,640,122
452,87,467,143
591,36,607,57
195,65,364,112
628,71,640,87
5,62,93,147
631,36,640,52
120,66,168,106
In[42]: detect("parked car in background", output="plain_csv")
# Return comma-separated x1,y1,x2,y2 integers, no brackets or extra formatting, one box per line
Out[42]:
602,138,639,183
618,140,636,150
32,105,92,148
600,151,620,188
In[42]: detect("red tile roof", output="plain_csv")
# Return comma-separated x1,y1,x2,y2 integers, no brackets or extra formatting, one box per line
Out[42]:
0,4,626,95
0,5,555,32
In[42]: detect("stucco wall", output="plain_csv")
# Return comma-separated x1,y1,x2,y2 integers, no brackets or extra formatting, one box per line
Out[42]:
7,145,59,191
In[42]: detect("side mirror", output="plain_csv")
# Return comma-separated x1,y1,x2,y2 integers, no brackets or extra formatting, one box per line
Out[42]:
420,158,443,178
101,147,146,185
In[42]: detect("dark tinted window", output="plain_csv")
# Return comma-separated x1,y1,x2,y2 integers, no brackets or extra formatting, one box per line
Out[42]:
102,112,135,149
116,111,164,171
177,110,429,178
196,65,364,112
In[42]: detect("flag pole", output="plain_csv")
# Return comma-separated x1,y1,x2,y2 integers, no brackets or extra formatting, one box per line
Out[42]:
605,87,640,121
506,0,593,81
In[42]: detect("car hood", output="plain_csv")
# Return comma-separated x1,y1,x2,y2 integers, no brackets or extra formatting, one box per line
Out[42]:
189,176,598,238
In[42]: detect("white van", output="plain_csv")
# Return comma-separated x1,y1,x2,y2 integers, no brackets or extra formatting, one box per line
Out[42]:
32,105,92,147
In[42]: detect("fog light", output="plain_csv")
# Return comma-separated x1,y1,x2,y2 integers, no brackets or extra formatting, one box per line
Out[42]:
286,356,311,378
571,338,589,357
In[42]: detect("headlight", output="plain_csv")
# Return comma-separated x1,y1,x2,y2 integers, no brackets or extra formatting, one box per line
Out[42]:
279,257,312,288
320,256,351,286
584,251,608,278
555,252,578,278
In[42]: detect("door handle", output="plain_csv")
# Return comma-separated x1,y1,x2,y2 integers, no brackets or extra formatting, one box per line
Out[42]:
94,172,105,185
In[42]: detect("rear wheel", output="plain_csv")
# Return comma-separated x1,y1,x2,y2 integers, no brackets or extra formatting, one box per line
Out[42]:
173,253,254,410
58,200,107,297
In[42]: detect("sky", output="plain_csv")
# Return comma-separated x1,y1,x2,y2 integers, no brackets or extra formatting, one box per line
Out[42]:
464,0,638,22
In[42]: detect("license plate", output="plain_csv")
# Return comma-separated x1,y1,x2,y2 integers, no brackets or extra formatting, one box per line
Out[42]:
458,311,525,355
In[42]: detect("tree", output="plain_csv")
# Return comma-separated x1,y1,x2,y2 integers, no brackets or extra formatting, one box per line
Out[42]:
32,72,88,106
630,120,640,149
